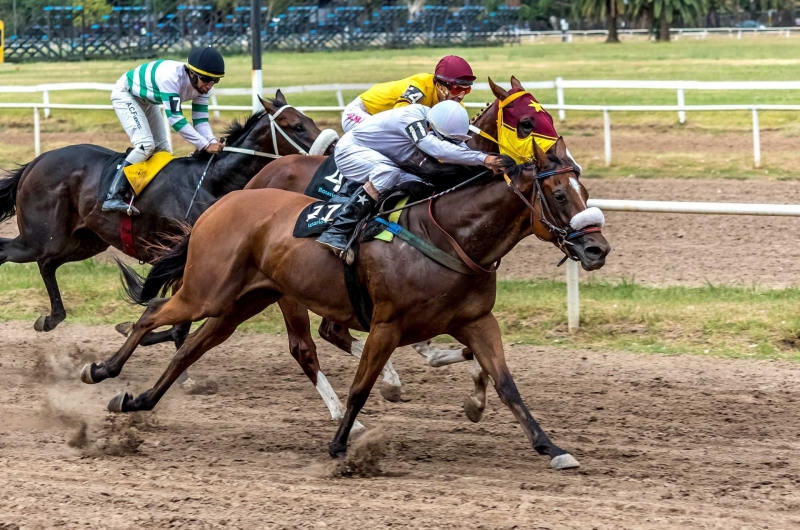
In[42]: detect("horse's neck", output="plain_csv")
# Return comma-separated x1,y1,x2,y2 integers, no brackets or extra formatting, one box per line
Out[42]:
414,175,531,267
205,134,271,196
467,101,500,154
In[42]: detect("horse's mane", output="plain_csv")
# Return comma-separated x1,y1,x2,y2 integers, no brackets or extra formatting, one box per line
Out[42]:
223,97,286,145
396,154,517,196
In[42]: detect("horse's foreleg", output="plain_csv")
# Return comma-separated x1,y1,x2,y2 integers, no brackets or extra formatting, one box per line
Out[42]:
280,303,364,432
110,290,277,412
318,318,402,402
330,322,401,457
453,314,579,471
81,295,196,384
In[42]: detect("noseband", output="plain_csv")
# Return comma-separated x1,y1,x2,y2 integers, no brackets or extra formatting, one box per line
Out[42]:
504,165,602,265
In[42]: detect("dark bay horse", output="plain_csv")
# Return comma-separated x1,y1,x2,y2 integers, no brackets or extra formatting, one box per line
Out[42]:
0,92,335,337
85,136,609,471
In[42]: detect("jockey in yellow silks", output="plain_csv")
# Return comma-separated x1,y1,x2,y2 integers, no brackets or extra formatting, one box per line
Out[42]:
341,55,476,132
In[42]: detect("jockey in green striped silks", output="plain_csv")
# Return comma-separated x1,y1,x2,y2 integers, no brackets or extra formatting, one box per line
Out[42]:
105,47,225,215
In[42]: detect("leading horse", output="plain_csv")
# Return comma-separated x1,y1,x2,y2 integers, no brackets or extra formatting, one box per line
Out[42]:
86,132,610,470
0,92,335,338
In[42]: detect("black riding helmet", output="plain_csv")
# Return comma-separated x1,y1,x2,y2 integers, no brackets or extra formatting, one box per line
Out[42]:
186,47,225,80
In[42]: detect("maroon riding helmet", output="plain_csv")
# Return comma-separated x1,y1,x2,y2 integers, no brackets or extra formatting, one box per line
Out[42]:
434,56,477,87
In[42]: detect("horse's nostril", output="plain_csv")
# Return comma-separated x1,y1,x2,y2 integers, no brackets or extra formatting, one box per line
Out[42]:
584,245,604,260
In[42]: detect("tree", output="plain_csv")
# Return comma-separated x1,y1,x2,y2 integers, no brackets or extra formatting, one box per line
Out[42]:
581,0,625,43
634,0,706,41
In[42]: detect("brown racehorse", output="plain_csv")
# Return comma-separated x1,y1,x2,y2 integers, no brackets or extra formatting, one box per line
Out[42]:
85,136,610,471
242,77,566,410
0,92,335,339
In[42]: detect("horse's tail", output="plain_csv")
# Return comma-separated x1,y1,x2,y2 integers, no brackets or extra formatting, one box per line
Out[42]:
0,164,29,223
117,228,192,306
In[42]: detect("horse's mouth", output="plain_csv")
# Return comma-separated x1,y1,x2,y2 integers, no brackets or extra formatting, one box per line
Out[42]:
570,233,610,271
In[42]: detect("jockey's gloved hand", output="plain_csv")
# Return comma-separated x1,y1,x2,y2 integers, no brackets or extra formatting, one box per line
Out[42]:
484,154,510,173
205,142,223,155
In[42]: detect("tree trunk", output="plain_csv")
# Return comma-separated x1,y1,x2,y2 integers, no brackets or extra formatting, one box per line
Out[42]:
605,0,619,43
659,13,670,42
646,3,656,39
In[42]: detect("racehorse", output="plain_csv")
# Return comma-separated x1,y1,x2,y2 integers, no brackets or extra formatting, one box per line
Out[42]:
0,92,335,341
84,133,610,470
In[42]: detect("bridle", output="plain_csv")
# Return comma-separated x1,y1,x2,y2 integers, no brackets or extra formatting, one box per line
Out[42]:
503,165,602,265
222,104,312,159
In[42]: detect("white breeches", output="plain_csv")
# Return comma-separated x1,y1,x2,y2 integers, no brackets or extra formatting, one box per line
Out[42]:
111,78,171,164
341,97,371,133
334,135,424,194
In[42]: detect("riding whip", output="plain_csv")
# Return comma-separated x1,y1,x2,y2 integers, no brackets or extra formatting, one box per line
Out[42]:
184,154,216,220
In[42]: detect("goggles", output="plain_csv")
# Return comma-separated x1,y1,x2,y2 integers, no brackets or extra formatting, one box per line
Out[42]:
196,73,221,84
445,82,471,96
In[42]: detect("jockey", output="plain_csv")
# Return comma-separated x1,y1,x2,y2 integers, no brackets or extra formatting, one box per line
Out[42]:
341,55,476,133
318,100,507,255
104,47,226,215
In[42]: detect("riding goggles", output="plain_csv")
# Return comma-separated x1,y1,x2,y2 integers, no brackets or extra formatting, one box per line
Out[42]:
196,73,221,84
445,83,472,96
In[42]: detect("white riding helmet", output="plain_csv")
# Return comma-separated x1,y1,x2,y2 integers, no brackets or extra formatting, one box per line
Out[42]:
426,100,471,142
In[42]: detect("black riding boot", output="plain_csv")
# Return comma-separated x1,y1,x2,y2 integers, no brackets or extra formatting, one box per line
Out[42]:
317,185,376,255
102,161,140,216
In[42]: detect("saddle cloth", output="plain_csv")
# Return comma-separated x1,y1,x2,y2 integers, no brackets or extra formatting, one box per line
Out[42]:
294,157,408,241
124,151,175,196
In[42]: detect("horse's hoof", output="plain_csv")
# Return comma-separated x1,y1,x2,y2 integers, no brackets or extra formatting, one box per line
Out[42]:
115,322,133,337
550,453,580,471
463,395,485,423
107,391,134,413
80,363,97,384
380,382,402,403
33,316,47,332
329,442,348,459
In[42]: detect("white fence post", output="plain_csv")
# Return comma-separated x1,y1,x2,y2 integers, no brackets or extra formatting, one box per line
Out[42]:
677,88,686,124
603,109,612,166
752,108,761,168
211,94,220,118
566,260,580,332
336,89,345,107
163,109,173,152
33,107,41,156
556,77,565,121
42,90,50,119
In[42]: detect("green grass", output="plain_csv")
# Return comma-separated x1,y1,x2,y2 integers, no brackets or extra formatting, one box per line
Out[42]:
3,37,800,177
3,261,800,361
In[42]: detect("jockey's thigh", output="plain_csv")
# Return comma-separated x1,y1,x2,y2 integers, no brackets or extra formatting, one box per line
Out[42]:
341,97,371,133
142,101,172,154
111,82,156,161
335,141,420,194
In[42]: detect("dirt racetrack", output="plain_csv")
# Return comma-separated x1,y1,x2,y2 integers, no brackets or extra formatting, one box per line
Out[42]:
3,176,800,287
1,320,799,529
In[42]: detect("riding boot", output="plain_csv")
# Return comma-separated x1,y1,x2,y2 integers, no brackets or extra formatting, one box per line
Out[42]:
317,185,376,255
102,161,140,216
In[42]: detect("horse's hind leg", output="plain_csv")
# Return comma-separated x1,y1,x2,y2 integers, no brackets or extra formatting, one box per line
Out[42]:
318,318,402,402
110,290,278,413
280,302,365,433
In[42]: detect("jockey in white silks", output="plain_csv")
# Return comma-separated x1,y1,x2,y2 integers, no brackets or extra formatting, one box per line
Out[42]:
317,100,507,255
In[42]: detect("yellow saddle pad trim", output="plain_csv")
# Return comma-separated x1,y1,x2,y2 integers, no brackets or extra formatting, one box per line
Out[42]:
374,196,409,242
124,152,175,196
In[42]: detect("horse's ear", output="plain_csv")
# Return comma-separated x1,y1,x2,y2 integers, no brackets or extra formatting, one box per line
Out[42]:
488,77,509,101
532,137,549,171
275,89,287,105
510,76,523,90
554,136,568,162
259,95,274,111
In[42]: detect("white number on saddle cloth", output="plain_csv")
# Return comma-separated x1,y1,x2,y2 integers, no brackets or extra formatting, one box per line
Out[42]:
307,203,342,223
325,170,343,193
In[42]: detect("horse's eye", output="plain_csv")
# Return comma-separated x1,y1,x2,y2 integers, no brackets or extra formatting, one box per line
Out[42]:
554,191,567,203
294,125,304,132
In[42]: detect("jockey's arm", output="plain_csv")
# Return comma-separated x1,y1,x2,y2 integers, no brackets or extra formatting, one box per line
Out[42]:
160,91,217,152
393,83,427,109
415,133,487,166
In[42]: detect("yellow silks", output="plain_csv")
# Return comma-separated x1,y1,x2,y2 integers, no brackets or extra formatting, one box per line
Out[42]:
495,91,557,163
123,151,175,196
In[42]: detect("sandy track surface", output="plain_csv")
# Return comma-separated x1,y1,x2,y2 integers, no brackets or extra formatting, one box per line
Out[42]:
3,176,800,287
1,321,799,529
